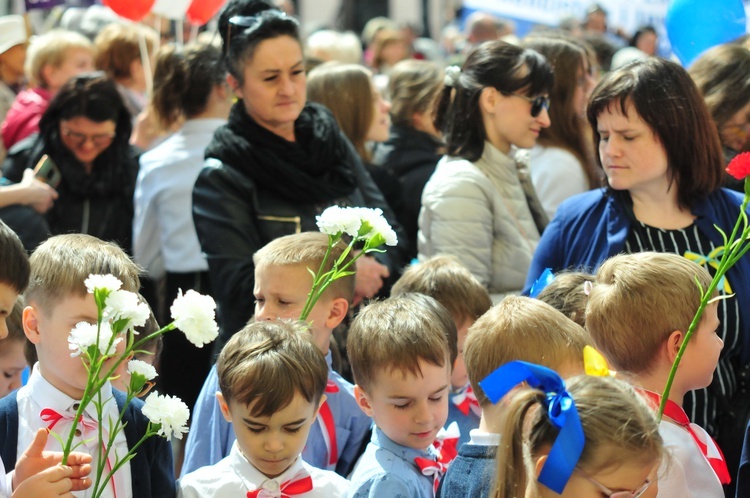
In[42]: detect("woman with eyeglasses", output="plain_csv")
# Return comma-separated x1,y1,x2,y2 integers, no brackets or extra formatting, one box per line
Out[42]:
522,37,600,219
525,58,750,469
418,40,553,297
1,72,136,251
193,0,404,344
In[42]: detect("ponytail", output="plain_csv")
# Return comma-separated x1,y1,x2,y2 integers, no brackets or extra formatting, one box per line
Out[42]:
152,45,188,129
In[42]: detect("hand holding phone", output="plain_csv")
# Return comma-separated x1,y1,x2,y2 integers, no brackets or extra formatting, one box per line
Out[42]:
33,154,62,189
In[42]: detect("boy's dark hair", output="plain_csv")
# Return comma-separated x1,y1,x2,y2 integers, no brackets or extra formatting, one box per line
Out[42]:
0,221,29,294
217,319,328,417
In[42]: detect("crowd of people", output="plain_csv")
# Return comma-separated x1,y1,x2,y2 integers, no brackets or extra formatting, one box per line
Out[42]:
0,0,748,496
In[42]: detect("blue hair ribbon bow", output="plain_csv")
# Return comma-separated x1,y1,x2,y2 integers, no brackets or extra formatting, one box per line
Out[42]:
529,268,555,298
478,361,584,494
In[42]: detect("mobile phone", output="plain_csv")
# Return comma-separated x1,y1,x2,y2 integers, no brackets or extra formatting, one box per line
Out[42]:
33,154,62,189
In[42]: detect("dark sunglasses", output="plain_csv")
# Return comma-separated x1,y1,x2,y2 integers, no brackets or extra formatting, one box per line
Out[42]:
506,93,550,118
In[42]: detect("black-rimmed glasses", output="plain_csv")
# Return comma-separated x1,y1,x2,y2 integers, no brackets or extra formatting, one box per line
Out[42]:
61,126,116,148
506,93,550,118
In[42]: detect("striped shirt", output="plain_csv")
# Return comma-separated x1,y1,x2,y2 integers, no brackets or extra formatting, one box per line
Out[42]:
625,221,740,435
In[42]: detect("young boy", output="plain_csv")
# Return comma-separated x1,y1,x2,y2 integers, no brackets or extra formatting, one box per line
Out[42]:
586,252,727,497
0,298,30,398
0,233,175,497
391,255,492,445
347,293,458,498
182,232,372,477
178,320,350,497
0,223,95,497
437,296,590,498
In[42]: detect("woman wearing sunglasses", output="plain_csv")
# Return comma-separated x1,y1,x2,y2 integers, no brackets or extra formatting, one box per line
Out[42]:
526,58,750,472
1,72,136,251
193,0,403,344
418,40,553,297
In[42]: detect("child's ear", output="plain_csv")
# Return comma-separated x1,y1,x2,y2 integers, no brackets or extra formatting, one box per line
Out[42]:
666,330,684,363
216,392,233,423
533,453,549,479
22,306,41,345
353,385,375,417
479,87,498,115
325,298,349,330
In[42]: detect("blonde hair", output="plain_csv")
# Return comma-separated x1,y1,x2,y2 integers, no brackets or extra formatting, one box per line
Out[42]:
387,59,443,129
586,252,713,374
465,296,590,407
305,30,363,65
392,255,491,325
347,293,457,392
493,375,663,498
25,29,94,88
536,271,595,327
217,319,328,415
26,234,140,315
94,23,157,81
252,232,355,303
5,297,25,343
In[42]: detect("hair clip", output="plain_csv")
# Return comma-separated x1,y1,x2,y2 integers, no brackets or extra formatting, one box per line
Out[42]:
444,65,461,87
583,280,593,296
529,268,555,298
479,361,584,494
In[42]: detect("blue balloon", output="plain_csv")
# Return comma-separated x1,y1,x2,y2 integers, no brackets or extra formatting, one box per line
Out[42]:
666,0,747,66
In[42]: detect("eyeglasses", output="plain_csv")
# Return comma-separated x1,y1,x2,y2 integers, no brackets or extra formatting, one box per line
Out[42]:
61,126,116,148
506,93,550,118
576,468,653,498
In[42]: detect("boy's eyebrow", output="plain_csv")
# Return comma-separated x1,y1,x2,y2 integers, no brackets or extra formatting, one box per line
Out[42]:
387,385,450,400
242,417,308,426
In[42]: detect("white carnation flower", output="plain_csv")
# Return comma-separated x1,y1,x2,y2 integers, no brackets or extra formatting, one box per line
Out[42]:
68,321,121,357
169,290,219,347
84,274,122,294
142,392,190,440
354,207,398,246
104,290,150,331
316,205,362,237
127,359,157,381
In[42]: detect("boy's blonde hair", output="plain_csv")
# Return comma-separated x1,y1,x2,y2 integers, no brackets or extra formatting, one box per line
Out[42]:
253,232,355,302
493,375,663,498
465,296,590,407
94,23,158,81
536,271,595,327
391,255,492,325
347,293,457,392
586,252,714,374
26,29,94,88
26,234,140,314
217,319,328,417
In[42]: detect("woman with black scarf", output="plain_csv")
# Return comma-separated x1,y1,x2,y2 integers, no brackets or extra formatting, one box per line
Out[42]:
193,0,405,345
2,72,137,252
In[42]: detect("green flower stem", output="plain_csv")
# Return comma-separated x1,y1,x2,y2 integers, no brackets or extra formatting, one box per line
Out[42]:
659,179,750,419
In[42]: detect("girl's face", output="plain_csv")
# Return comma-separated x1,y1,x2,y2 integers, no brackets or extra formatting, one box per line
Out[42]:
482,79,551,154
720,100,750,152
231,35,307,140
535,457,658,498
366,81,391,143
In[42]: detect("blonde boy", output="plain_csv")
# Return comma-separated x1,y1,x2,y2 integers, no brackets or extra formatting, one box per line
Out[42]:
438,296,590,498
392,255,492,444
347,293,458,498
0,233,175,498
2,29,94,149
182,232,372,477
587,252,725,497
178,320,350,497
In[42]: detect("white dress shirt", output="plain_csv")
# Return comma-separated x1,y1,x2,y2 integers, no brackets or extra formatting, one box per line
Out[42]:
16,365,132,498
178,441,350,498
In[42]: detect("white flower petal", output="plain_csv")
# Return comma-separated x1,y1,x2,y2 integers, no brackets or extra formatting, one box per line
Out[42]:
68,321,120,357
316,206,362,237
84,274,122,294
105,290,150,331
170,290,219,347
127,359,157,381
142,392,190,440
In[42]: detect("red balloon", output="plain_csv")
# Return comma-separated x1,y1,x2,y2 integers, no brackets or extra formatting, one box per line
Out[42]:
186,0,227,26
103,0,155,21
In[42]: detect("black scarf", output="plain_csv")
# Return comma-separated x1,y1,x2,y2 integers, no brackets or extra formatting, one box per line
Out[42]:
205,101,357,203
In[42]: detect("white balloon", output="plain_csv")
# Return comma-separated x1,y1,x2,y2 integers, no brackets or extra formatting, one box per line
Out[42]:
151,0,192,20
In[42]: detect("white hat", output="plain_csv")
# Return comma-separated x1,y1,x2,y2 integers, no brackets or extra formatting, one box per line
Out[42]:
0,15,27,55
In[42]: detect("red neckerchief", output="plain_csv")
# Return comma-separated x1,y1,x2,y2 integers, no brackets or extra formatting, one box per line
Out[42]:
637,389,731,484
246,470,313,498
451,384,481,417
315,380,339,468
414,456,445,496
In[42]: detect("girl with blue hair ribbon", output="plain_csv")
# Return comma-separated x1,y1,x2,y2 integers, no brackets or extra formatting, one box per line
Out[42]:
482,362,664,498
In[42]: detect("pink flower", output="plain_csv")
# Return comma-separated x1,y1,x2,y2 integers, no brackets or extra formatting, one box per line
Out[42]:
726,152,750,180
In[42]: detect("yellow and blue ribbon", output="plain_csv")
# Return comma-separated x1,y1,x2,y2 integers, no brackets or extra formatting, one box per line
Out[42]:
479,361,584,494
684,248,732,294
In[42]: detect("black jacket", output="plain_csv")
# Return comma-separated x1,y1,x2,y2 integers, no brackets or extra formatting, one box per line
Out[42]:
2,135,139,252
193,102,405,345
373,125,442,262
